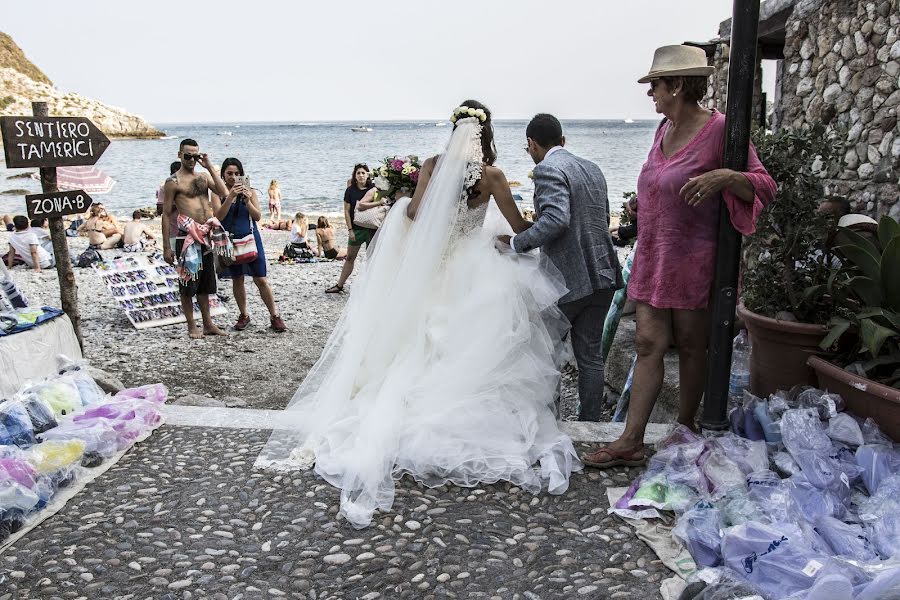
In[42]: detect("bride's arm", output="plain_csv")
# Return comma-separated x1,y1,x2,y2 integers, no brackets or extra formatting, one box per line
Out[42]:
406,157,436,220
489,167,531,233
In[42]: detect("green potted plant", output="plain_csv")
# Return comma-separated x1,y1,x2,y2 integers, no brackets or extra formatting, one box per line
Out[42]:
807,215,900,439
739,125,843,397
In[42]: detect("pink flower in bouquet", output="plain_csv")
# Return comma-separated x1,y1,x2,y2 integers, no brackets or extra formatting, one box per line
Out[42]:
391,159,405,171
410,170,420,183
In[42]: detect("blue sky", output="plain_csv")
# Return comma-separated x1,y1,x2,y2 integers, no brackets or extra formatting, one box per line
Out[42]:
3,0,770,123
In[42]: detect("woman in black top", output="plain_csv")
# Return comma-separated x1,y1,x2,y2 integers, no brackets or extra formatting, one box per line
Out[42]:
326,163,374,293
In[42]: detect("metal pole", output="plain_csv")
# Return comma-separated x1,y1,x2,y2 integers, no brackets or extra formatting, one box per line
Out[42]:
32,101,84,350
701,0,760,430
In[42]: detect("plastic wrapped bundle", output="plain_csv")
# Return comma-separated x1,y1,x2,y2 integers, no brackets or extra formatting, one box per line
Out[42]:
19,395,57,435
746,470,796,524
826,413,864,447
0,401,36,447
854,568,900,600
812,516,879,562
720,521,844,599
58,371,106,406
867,512,900,560
856,444,900,495
673,501,724,567
113,383,168,405
699,451,746,499
781,409,833,457
720,488,768,527
628,473,698,512
797,388,843,419
39,419,122,457
73,398,163,446
713,435,769,476
857,473,900,523
787,473,846,521
24,439,85,476
22,380,82,418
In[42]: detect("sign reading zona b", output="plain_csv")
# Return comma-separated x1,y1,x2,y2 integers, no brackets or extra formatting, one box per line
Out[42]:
26,190,94,220
0,116,111,169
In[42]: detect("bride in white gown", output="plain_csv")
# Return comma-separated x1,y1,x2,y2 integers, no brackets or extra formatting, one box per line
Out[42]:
255,100,582,528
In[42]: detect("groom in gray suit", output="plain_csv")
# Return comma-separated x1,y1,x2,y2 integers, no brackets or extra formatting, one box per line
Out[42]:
500,114,623,421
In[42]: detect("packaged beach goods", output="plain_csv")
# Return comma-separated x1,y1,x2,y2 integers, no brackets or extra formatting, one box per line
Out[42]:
857,473,900,523
773,451,801,476
24,439,85,476
781,409,833,457
720,521,839,599
752,401,781,444
714,435,769,476
746,470,796,524
23,380,82,418
0,477,40,514
0,401,35,447
868,512,900,559
699,451,746,499
797,388,843,419
629,473,698,512
680,567,765,600
826,413,864,447
39,420,121,457
19,395,57,435
740,393,766,442
860,418,894,446
113,383,168,405
812,515,879,562
853,567,900,600
58,371,106,406
673,501,724,568
720,488,768,527
787,473,845,521
855,444,900,495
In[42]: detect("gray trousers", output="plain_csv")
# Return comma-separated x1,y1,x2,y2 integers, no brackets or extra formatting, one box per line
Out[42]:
559,288,616,421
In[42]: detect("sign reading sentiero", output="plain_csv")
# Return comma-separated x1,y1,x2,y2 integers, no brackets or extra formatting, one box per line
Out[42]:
0,116,111,169
25,190,94,220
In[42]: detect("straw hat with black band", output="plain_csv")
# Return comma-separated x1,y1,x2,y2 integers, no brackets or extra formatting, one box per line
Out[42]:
638,45,714,83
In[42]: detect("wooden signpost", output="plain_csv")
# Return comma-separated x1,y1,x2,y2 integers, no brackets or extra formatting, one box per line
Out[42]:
0,103,112,349
26,190,93,220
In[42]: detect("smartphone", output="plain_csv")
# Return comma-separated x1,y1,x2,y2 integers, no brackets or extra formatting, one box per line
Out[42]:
234,175,246,187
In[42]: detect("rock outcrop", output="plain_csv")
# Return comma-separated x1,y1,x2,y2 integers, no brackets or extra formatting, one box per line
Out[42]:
0,32,163,139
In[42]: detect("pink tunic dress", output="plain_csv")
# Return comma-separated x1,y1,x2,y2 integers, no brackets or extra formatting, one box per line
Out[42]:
628,111,776,310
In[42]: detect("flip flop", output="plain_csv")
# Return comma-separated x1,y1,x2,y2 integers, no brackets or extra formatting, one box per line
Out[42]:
581,445,647,469
325,284,344,294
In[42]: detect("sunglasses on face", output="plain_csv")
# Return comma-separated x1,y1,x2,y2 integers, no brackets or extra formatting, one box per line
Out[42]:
183,153,201,161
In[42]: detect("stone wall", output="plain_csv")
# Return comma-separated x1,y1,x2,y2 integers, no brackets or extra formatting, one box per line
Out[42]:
709,0,900,219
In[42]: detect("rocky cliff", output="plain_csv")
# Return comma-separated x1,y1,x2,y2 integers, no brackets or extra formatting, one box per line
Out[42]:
0,32,163,139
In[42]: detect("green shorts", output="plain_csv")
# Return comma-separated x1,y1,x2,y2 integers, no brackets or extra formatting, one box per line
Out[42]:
349,226,375,247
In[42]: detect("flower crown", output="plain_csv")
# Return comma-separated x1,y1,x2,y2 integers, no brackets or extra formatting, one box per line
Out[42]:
450,105,487,123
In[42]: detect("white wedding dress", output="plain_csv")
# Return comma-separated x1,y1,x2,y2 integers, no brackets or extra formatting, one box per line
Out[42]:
255,118,582,528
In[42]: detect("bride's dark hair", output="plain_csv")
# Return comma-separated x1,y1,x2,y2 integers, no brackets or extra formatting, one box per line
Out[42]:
454,99,497,166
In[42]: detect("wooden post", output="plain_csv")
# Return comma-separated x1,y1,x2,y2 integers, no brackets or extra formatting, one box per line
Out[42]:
32,101,83,350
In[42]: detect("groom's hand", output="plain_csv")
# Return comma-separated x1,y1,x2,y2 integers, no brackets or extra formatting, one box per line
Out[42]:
496,235,511,245
494,235,512,253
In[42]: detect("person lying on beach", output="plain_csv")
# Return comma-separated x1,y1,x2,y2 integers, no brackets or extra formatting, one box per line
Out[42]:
162,138,230,339
123,210,157,252
263,219,294,231
78,204,123,249
315,216,346,260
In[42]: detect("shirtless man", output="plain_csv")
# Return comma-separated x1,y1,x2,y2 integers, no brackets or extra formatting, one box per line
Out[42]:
122,211,156,251
162,139,229,339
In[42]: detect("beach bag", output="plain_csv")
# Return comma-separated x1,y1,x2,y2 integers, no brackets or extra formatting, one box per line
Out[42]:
75,248,102,268
353,203,389,230
230,208,258,265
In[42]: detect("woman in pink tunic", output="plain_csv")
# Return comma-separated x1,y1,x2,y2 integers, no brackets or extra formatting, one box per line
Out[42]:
583,45,776,468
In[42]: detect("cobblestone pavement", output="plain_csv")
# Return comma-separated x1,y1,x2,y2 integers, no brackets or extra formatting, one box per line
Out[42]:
0,426,667,600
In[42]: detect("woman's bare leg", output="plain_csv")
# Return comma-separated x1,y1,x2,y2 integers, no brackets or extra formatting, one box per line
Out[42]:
336,243,361,286
672,308,710,431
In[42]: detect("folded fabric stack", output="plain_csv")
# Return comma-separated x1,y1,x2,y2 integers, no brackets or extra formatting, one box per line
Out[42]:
615,386,900,600
0,369,167,542
0,307,65,337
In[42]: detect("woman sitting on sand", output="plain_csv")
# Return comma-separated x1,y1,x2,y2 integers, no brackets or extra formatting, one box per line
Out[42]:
78,204,123,249
290,212,310,249
315,216,346,260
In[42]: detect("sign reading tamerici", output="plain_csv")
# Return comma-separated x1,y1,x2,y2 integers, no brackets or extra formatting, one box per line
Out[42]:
0,116,111,168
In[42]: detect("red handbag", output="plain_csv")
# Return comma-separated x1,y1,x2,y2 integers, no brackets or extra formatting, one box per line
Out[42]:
232,211,258,265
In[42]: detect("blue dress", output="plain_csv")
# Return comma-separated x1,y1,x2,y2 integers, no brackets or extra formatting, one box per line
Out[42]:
221,196,267,278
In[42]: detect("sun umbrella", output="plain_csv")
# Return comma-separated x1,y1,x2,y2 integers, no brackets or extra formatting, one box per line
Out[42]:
31,166,116,194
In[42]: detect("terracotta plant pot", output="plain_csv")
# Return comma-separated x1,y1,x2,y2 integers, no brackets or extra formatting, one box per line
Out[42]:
808,356,900,441
736,304,829,398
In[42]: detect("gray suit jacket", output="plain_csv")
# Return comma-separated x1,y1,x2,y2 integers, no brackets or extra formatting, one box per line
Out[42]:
513,148,623,304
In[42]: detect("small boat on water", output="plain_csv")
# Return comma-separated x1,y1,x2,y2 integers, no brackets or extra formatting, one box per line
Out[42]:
351,126,373,132
435,122,447,127
623,118,635,124
217,131,233,136
159,135,176,140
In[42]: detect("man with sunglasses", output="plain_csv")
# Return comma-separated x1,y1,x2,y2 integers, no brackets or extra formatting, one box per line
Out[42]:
162,138,229,339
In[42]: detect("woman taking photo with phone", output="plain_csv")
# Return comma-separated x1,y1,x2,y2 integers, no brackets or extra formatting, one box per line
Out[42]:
214,157,287,332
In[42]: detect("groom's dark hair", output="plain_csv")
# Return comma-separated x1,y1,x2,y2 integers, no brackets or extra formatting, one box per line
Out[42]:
526,114,563,149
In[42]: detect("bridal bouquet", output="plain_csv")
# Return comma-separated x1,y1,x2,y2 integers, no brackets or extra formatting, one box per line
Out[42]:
372,155,421,201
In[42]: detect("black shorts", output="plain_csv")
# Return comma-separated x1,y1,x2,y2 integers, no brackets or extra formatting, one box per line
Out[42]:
175,238,217,298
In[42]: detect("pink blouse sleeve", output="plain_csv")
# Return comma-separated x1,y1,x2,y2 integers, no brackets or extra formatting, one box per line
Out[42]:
722,142,776,236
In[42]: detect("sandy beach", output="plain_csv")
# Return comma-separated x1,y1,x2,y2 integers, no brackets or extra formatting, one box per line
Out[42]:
1,215,593,417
